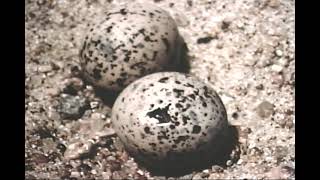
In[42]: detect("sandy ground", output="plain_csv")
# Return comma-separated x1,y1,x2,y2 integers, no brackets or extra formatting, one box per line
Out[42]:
25,0,295,179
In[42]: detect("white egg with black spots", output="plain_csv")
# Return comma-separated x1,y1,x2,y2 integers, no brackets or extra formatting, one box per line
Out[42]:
111,72,229,169
79,3,182,91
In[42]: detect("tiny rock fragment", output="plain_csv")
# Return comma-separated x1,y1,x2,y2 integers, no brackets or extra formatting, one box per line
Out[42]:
271,73,284,86
255,84,264,90
187,0,192,7
256,101,275,118
211,165,224,173
268,0,280,8
267,165,295,179
70,171,81,178
56,94,89,120
46,88,60,97
90,101,99,109
197,36,215,44
174,12,190,27
32,153,49,164
38,65,53,73
275,49,283,57
192,173,202,180
64,141,93,160
271,64,284,73
137,169,144,176
221,20,231,31
102,171,112,179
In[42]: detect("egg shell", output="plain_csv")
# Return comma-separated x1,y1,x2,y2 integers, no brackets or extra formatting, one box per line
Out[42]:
111,72,229,168
79,3,182,91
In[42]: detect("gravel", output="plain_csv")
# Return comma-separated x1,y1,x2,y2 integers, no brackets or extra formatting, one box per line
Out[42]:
25,0,295,179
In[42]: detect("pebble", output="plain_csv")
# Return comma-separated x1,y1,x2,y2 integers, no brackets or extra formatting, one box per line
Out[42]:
30,75,44,88
211,165,224,173
226,160,233,166
32,153,49,164
271,73,284,86
136,170,144,176
271,64,284,73
255,84,264,90
56,94,88,120
38,65,53,73
91,169,97,175
201,169,210,178
46,88,60,97
192,173,202,180
102,171,111,179
179,173,193,179
70,171,81,178
47,106,61,121
275,49,283,57
267,165,294,179
174,12,190,27
256,101,275,118
90,102,99,109
268,0,280,8
274,146,288,162
64,141,93,160
237,158,243,165
186,0,192,7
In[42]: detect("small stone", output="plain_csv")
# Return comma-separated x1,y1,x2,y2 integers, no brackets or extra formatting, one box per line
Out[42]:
30,75,44,88
186,0,192,7
90,102,99,109
174,12,190,27
46,88,60,97
32,153,49,164
221,20,231,31
268,0,280,8
226,160,233,166
267,165,294,179
285,119,294,129
137,170,144,176
274,146,288,163
56,94,89,120
47,107,61,121
271,64,284,73
271,73,284,86
192,173,202,180
275,49,283,57
106,156,116,161
70,171,81,178
91,169,97,175
179,173,193,179
211,165,224,173
237,158,243,165
216,42,224,49
231,112,239,119
64,141,93,160
38,65,53,73
255,84,264,90
197,36,215,44
256,101,275,118
102,171,112,179
201,169,210,178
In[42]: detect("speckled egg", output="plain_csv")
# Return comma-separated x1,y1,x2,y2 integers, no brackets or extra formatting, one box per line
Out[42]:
79,3,182,91
111,72,229,169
